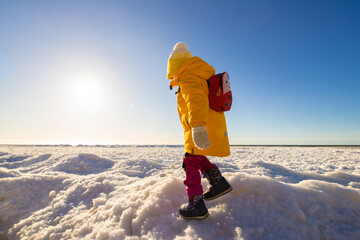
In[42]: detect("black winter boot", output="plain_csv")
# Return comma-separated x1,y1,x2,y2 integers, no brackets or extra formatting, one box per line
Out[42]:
203,167,232,201
179,195,209,220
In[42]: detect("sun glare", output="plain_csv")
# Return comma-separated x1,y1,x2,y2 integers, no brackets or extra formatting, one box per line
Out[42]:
66,74,104,110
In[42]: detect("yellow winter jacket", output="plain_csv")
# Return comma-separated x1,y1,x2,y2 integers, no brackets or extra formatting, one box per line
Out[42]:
168,56,230,157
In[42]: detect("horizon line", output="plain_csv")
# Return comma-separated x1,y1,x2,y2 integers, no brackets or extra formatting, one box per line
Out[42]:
1,144,359,148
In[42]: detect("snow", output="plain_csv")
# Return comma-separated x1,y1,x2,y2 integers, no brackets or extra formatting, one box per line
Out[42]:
0,145,359,240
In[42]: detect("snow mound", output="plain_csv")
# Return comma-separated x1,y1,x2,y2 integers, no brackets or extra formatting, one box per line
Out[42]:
0,168,19,178
0,146,359,239
1,154,51,170
0,155,29,163
120,158,166,177
7,173,360,240
8,174,184,239
0,175,66,238
256,160,360,188
0,152,9,157
54,154,115,175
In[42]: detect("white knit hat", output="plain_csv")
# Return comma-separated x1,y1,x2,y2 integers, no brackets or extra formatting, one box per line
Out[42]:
167,42,192,79
168,42,192,61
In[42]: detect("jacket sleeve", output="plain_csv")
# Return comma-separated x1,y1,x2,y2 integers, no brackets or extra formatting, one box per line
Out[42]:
179,76,208,128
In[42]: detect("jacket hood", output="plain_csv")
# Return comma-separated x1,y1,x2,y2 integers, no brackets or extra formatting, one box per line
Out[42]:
168,56,215,89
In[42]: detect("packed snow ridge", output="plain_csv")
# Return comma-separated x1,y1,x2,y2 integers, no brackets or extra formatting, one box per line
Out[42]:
0,146,359,240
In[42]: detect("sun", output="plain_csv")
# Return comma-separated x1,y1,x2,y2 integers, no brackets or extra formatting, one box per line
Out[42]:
66,74,104,110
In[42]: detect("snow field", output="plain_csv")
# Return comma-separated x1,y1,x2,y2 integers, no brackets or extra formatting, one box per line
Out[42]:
0,146,359,239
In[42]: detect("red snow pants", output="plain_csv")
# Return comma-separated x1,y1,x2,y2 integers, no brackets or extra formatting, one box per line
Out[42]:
183,153,216,198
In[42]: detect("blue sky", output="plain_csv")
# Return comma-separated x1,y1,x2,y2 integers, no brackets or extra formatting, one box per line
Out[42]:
0,0,359,145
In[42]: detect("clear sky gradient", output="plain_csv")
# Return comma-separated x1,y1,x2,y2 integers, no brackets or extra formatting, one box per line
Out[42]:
0,0,359,145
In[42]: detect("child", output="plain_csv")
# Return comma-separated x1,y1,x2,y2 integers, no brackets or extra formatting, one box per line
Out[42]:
167,42,232,219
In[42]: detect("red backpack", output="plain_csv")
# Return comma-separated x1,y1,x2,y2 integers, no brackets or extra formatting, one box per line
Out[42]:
207,72,232,112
